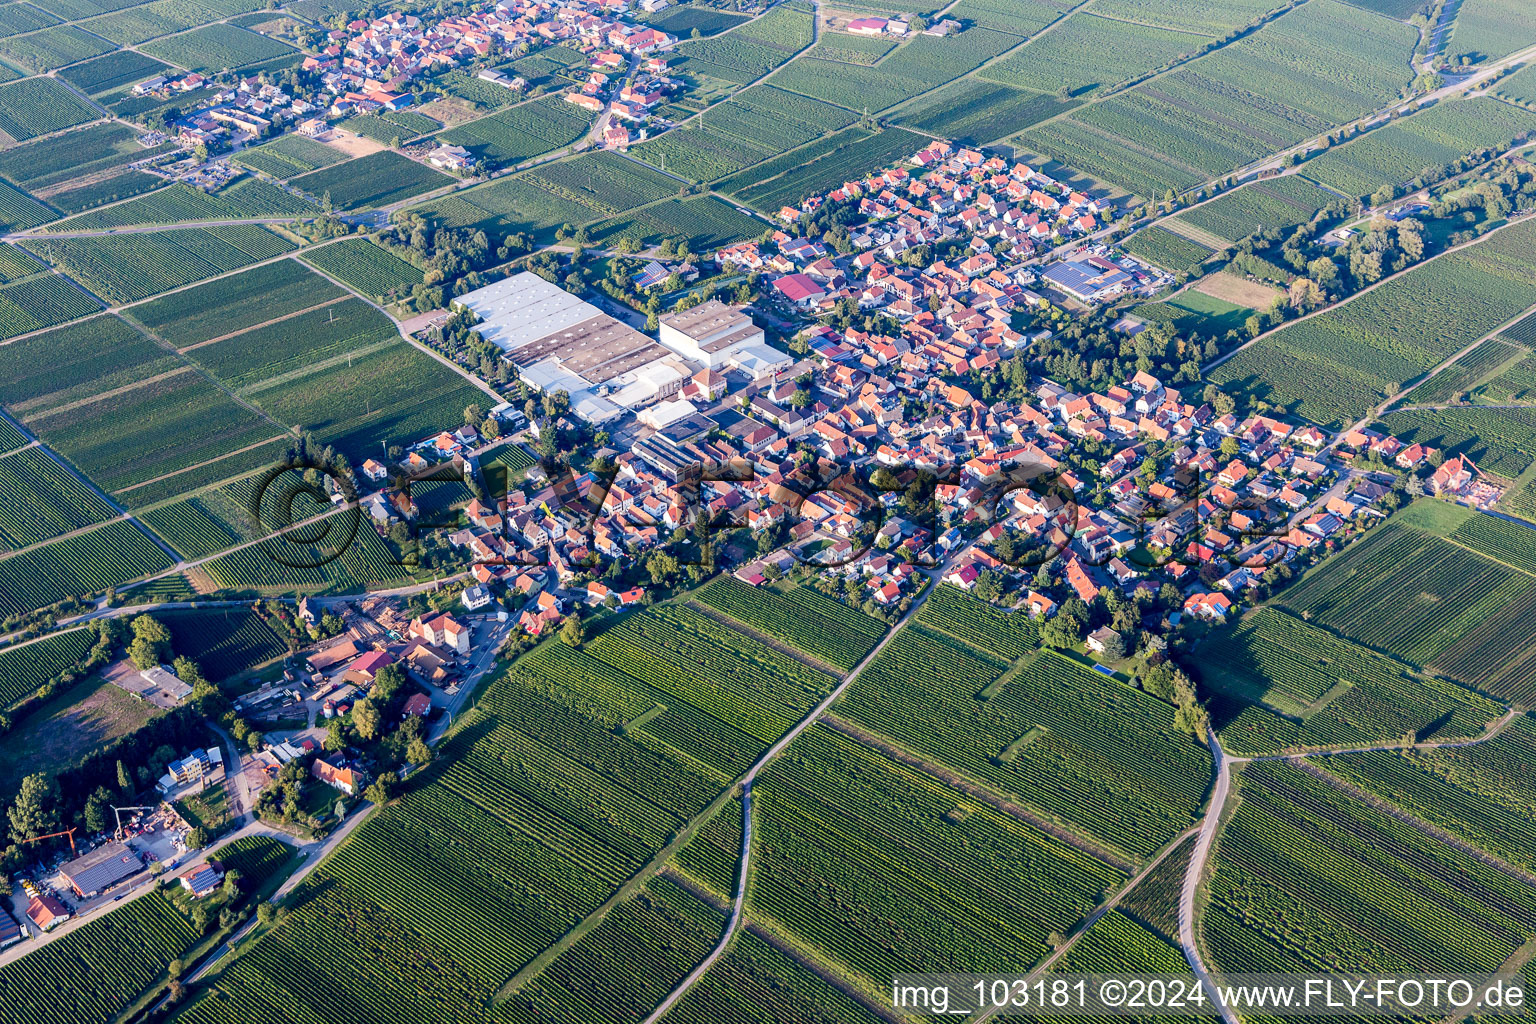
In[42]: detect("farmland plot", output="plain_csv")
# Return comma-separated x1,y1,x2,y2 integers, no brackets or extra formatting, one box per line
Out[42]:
1304,97,1536,199
1206,761,1536,981
0,518,171,617
1170,175,1334,243
983,13,1214,96
837,637,1211,859
1123,225,1213,272
201,512,414,591
591,195,761,250
1447,0,1536,62
894,79,1077,145
45,178,316,231
694,576,886,671
26,224,298,303
766,27,1021,112
142,22,296,72
0,25,114,72
0,121,156,191
299,237,421,301
672,0,813,83
46,170,165,214
84,0,262,45
946,0,1068,35
58,49,170,94
0,2,60,36
136,468,322,559
0,890,201,1024
728,127,927,213
232,132,347,178
437,94,593,164
30,0,145,19
157,606,289,679
189,298,397,390
289,150,452,209
1374,405,1536,479
1209,217,1536,427
1398,337,1521,405
0,625,95,708
0,76,98,142
1477,350,1536,401
753,727,1121,987
0,273,104,339
1276,519,1536,668
913,584,1041,661
0,445,115,550
1092,0,1282,33
126,258,343,348
1202,607,1501,755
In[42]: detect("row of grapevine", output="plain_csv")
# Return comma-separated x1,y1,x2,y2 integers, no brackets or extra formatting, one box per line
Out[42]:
693,576,885,671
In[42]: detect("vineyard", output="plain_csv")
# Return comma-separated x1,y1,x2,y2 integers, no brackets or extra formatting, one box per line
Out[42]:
673,0,813,83
200,515,416,592
1210,217,1536,427
839,637,1210,858
984,12,1211,97
300,237,423,301
1172,175,1332,245
158,606,290,680
914,583,1041,660
753,727,1121,986
0,272,104,340
141,22,295,72
128,258,343,348
47,169,165,216
658,928,888,1024
1123,226,1213,273
0,626,95,708
59,49,171,95
289,151,452,210
0,122,160,192
189,298,396,390
591,196,760,251
1448,511,1536,575
1398,337,1520,406
1321,742,1536,873
586,604,834,744
693,576,886,671
0,518,171,617
0,445,116,550
0,179,56,234
0,75,98,141
1477,350,1536,401
895,80,1076,147
0,890,201,1024
674,795,742,899
27,225,299,304
438,94,594,164
766,27,1020,112
1205,760,1536,980
1202,607,1501,755
727,127,928,214
1448,0,1536,62
0,25,114,73
45,179,316,232
232,133,347,178
1305,98,1536,199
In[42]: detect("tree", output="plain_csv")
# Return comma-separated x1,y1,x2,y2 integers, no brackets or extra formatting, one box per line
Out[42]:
8,773,60,842
185,826,210,850
352,699,382,741
128,614,172,669
1219,436,1241,459
83,786,116,833
1288,277,1323,313
560,614,585,647
407,737,434,765
1099,629,1127,661
223,870,243,899
370,663,407,704
257,903,277,926
364,776,393,805
116,759,133,796
1040,616,1080,649
324,717,347,751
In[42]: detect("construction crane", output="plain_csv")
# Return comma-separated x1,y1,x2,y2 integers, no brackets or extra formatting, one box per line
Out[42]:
113,806,159,841
20,827,76,854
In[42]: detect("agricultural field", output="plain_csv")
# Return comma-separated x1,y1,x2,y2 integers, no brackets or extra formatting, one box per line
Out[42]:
141,22,296,73
0,518,171,617
629,84,857,182
836,634,1212,860
673,796,742,900
0,624,95,708
804,31,896,64
0,272,105,340
946,0,1068,35
894,80,1077,146
157,606,289,680
1397,336,1521,405
45,178,316,231
0,121,159,191
232,132,348,178
1209,216,1536,427
45,169,165,215
1447,0,1536,62
200,512,415,592
188,297,396,390
983,13,1213,96
639,4,748,36
1374,405,1536,478
693,576,886,671
26,224,298,304
126,258,344,348
1303,97,1536,198
0,2,60,36
0,445,116,550
1201,607,1502,755
0,76,99,142
58,50,172,96
83,0,263,45
341,109,440,143
0,673,164,788
1170,175,1334,244
1092,0,1281,32
672,0,813,84
1320,719,1536,872
1204,760,1536,980
657,928,889,1024
1276,514,1536,669
437,94,594,164
752,727,1121,987
766,27,1021,112
0,889,201,1024
289,150,453,210
136,467,330,560
299,237,422,301
0,25,114,72
727,127,927,213
1477,349,1536,401
914,583,1041,661
1123,225,1213,272
0,178,53,233
591,195,761,251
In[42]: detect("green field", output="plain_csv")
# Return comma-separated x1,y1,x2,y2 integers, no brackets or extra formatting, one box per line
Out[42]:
983,12,1213,96
0,24,114,72
1374,405,1536,479
58,50,171,96
158,606,290,680
1171,175,1335,243
436,94,594,165
1209,217,1536,427
299,237,422,301
290,150,453,210
1397,336,1520,406
0,76,99,142
0,121,158,191
0,445,116,550
1123,225,1214,272
127,258,344,348
590,195,761,251
141,22,295,72
46,169,165,215
894,79,1077,145
1304,98,1536,198
232,133,348,178
673,0,814,84
45,179,316,231
0,272,105,340
0,625,95,708
693,576,886,671
0,518,171,617
1447,0,1536,62
727,127,928,213
27,224,298,304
